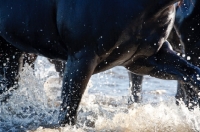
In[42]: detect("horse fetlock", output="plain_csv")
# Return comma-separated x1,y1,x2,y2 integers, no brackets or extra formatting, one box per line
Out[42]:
58,106,77,126
59,96,80,126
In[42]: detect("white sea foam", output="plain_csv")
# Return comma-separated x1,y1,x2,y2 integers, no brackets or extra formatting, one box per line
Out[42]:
0,56,200,132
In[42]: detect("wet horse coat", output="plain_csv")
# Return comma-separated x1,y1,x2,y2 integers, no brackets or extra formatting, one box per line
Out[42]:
174,0,200,106
129,0,200,108
0,0,200,126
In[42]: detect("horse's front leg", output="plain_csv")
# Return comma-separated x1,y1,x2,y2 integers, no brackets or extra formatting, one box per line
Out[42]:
58,50,98,126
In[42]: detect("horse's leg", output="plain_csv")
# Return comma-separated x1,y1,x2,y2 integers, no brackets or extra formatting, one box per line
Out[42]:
175,81,187,105
167,27,199,109
165,27,200,109
48,59,65,77
128,72,143,104
176,81,199,109
128,27,185,105
126,41,200,93
0,37,22,100
58,50,98,125
178,42,200,109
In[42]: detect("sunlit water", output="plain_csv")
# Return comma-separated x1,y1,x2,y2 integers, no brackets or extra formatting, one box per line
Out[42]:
0,56,200,132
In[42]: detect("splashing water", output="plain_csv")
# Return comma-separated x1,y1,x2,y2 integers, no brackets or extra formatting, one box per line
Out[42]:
0,63,60,131
0,56,200,132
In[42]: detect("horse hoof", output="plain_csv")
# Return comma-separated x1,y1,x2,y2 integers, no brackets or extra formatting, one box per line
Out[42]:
58,114,76,126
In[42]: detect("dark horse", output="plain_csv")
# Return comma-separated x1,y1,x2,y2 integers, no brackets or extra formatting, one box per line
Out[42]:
129,0,200,108
1,0,200,126
174,0,200,107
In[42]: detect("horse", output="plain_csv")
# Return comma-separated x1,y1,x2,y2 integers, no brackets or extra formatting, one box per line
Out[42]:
174,0,200,107
128,0,200,109
1,0,200,126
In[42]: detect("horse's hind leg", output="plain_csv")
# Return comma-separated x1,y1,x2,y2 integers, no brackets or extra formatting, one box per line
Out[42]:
48,59,65,77
176,81,199,109
0,37,22,99
128,72,143,104
126,41,200,94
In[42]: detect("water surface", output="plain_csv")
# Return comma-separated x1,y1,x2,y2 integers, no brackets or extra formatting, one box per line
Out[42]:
0,56,199,132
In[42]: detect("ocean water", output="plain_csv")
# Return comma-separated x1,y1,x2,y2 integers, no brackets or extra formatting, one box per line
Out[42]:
0,56,200,132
